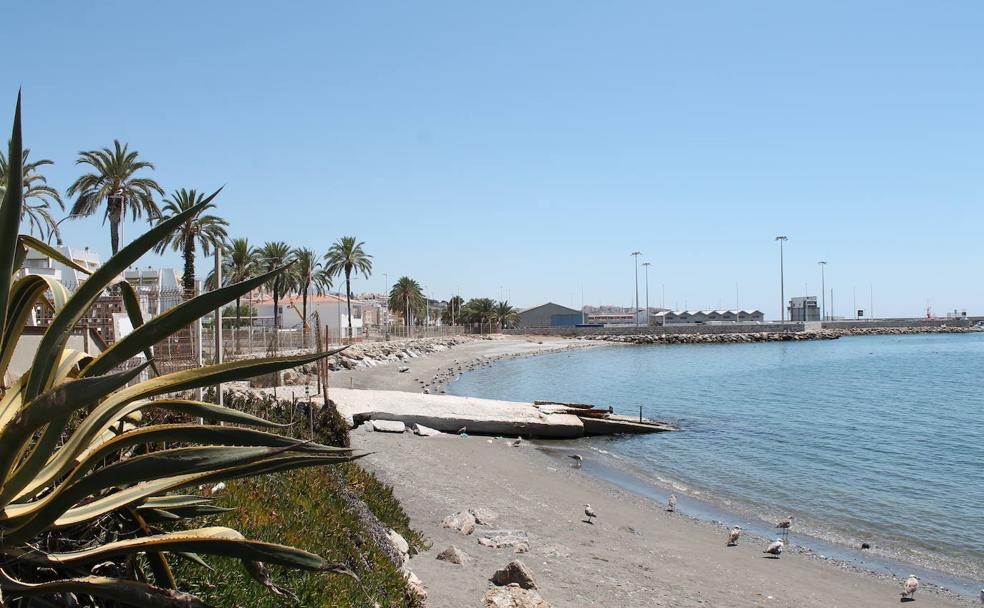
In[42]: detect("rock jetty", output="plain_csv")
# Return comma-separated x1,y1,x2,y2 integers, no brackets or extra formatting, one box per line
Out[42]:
586,331,839,345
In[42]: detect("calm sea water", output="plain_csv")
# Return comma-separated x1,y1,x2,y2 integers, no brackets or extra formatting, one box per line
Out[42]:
446,333,984,587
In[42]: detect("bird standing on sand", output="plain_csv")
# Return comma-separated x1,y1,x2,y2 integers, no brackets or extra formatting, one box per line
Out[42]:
763,538,784,558
511,438,522,447
726,526,742,546
901,575,919,600
457,426,467,436
568,454,582,467
584,503,597,524
667,494,677,512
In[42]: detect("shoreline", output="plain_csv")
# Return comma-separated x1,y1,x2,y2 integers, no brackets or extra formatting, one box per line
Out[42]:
337,335,977,606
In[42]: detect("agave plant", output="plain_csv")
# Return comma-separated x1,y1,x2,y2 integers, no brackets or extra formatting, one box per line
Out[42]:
0,93,358,606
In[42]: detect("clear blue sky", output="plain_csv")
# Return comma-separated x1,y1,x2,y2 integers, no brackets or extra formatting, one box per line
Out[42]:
5,1,983,318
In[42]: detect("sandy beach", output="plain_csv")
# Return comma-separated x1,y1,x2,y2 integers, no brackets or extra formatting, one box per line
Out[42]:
342,336,973,607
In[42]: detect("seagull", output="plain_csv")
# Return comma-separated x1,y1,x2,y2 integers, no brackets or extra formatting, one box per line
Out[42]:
776,515,793,541
511,438,522,447
457,426,468,436
584,503,597,524
726,526,742,546
763,538,784,558
667,494,677,512
901,575,919,600
568,454,582,467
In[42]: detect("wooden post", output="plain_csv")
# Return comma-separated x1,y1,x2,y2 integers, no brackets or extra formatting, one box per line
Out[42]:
639,406,643,423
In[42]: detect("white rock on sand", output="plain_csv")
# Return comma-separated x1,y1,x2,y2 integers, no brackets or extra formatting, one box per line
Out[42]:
369,420,406,433
483,583,551,608
412,423,443,437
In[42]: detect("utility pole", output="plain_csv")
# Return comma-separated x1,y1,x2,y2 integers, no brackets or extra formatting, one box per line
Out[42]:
631,251,641,326
775,236,788,322
641,262,651,327
213,245,223,407
818,261,827,321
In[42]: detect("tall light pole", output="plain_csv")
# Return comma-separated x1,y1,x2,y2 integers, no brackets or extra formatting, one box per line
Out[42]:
631,251,641,326
641,261,651,327
818,261,827,321
775,236,788,322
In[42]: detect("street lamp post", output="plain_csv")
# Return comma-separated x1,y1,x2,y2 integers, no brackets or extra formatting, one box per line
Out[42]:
818,261,827,321
631,251,641,326
641,261,651,327
775,236,788,322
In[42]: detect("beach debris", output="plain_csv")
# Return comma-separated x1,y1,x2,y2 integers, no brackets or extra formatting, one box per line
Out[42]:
490,560,538,590
667,494,677,512
568,454,582,467
583,503,597,524
477,530,529,549
209,481,226,495
436,545,471,565
468,507,500,526
442,510,477,535
726,526,742,546
369,420,406,433
511,438,522,447
457,426,468,436
860,542,871,550
411,423,442,437
763,538,784,558
900,575,919,600
482,583,551,608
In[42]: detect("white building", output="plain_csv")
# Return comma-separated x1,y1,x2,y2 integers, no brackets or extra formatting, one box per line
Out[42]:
254,293,365,338
122,266,182,316
653,309,765,325
20,244,100,289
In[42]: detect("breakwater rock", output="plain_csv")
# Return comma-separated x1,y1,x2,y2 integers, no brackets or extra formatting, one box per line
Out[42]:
325,335,484,371
587,331,840,345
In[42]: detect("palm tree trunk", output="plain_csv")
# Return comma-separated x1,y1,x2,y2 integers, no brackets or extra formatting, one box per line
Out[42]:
235,296,242,354
345,270,353,341
182,235,196,297
302,287,309,348
108,197,122,256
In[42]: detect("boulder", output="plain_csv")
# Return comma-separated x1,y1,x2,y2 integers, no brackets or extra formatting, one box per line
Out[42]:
477,529,528,549
412,423,442,437
404,569,427,601
441,511,477,535
468,507,499,525
489,560,538,590
435,545,470,565
387,529,410,566
370,420,406,433
483,584,551,608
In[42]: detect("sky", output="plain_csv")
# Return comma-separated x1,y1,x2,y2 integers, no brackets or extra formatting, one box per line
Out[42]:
4,1,984,319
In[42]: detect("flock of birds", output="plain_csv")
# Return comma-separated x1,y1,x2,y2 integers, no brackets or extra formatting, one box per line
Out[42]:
571,461,937,602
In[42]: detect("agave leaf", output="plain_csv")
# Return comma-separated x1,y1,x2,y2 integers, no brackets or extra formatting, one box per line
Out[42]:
115,279,160,376
4,444,305,538
0,92,23,349
0,568,206,608
0,348,89,429
17,352,336,501
38,526,331,571
0,274,70,381
82,264,291,378
17,234,93,275
0,362,151,505
140,495,216,510
146,399,290,428
47,453,358,532
24,188,222,401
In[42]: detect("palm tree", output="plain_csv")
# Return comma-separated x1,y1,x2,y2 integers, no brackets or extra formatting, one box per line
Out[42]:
66,140,164,255
463,297,497,333
0,148,63,240
494,300,519,331
388,276,424,331
206,237,260,350
441,295,465,325
154,189,229,296
324,236,373,340
292,247,332,343
259,241,294,331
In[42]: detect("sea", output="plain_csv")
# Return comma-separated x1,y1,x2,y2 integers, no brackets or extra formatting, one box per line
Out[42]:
446,333,984,596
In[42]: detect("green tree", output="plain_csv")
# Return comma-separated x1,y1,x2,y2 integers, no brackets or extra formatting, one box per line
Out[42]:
66,140,164,255
0,147,63,241
206,237,260,350
494,300,519,330
441,294,465,325
260,241,295,330
154,188,229,296
462,297,496,333
324,236,373,340
388,276,424,330
293,246,332,340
